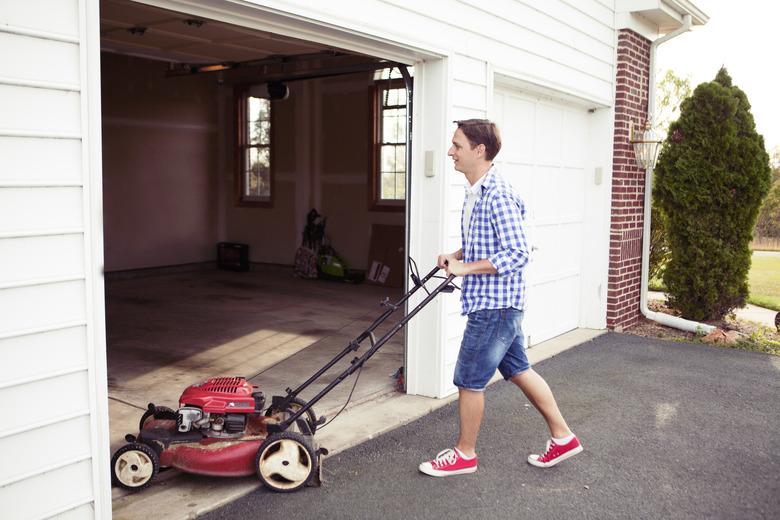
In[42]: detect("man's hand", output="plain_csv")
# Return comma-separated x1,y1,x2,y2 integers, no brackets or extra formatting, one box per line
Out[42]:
445,259,470,277
437,252,459,269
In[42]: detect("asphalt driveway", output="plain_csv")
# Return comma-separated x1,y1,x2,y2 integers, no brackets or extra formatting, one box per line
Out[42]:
203,333,780,520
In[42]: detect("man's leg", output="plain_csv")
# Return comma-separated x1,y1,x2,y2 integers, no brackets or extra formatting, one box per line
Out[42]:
455,388,484,458
510,369,571,439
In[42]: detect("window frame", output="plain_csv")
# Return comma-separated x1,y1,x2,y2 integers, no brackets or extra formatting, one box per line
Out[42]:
235,85,274,208
369,78,409,212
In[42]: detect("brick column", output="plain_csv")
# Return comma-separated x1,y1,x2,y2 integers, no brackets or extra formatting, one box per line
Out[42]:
607,30,651,330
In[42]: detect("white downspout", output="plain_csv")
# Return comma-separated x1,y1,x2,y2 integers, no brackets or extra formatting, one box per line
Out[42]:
640,14,715,335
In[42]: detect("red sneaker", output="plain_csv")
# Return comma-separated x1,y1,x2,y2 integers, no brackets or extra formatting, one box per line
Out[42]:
527,436,583,468
419,448,478,477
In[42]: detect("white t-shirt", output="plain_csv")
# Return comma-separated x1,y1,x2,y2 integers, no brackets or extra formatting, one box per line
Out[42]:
463,168,491,241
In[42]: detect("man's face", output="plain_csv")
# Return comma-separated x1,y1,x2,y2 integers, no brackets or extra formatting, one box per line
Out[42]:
447,128,483,174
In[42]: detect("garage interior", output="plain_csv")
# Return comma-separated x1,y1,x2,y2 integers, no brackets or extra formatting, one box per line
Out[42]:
100,0,413,474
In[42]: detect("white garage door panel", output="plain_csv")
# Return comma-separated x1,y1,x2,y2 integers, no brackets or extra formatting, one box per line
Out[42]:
559,168,586,216
493,87,588,345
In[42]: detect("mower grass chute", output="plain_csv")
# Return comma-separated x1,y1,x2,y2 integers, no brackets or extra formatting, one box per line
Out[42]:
110,262,456,493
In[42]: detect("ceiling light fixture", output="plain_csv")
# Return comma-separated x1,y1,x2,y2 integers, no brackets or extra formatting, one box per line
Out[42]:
197,63,233,73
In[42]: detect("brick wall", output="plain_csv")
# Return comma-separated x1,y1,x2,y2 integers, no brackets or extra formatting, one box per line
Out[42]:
607,29,651,329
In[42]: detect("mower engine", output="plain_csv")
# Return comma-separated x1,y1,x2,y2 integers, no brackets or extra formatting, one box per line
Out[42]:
176,377,265,437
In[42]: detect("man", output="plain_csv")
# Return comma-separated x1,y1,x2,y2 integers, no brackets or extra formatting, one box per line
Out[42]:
419,119,582,477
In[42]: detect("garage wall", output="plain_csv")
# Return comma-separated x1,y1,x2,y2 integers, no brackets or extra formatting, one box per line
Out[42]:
101,53,219,271
223,73,404,269
0,0,111,518
319,75,405,270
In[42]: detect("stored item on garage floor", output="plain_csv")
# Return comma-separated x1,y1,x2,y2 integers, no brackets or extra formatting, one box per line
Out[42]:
293,208,363,283
217,242,250,271
366,224,404,287
111,259,457,493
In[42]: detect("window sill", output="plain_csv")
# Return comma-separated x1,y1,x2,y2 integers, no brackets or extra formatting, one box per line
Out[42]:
370,201,405,212
236,199,273,208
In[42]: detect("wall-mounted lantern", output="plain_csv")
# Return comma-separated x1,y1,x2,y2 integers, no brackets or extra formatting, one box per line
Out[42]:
629,120,663,170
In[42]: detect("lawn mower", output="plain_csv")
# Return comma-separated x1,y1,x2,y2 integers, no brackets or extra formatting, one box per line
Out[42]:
111,261,456,493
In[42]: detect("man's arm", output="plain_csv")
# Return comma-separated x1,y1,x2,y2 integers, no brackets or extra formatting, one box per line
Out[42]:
445,258,496,276
486,193,529,276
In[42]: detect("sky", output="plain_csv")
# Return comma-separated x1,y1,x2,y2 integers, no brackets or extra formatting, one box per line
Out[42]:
655,0,780,155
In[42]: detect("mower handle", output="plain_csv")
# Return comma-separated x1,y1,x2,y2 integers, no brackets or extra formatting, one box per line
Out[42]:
269,262,456,433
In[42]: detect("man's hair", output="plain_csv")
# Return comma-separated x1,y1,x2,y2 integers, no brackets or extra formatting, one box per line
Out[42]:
454,119,501,161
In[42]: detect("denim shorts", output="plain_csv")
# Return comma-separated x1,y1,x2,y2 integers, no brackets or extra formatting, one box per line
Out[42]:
453,308,531,391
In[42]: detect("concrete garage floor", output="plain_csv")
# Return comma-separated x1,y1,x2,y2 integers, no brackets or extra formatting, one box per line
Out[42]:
106,265,405,477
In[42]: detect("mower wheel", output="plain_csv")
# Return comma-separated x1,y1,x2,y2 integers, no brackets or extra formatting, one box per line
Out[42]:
255,432,317,493
138,405,177,431
111,442,159,491
264,397,318,434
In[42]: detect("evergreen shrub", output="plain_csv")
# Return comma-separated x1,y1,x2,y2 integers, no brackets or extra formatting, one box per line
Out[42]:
653,68,772,320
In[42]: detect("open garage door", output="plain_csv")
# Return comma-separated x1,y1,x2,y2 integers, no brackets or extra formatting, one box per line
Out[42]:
492,86,588,346
99,0,417,493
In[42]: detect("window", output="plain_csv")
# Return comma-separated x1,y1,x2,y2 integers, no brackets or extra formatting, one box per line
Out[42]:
236,87,272,206
371,68,412,209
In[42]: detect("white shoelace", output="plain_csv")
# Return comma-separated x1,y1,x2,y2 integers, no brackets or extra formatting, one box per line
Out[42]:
541,440,553,457
432,449,458,468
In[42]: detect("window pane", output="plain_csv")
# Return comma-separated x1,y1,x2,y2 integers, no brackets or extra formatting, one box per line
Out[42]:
248,97,269,122
395,88,406,106
381,172,396,200
396,111,406,143
381,145,398,174
379,145,406,201
383,112,398,143
395,172,406,199
250,120,270,145
384,88,397,107
394,145,406,174
382,87,406,108
245,147,270,199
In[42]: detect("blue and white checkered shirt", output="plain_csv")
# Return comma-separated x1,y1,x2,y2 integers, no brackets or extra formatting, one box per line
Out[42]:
460,165,530,315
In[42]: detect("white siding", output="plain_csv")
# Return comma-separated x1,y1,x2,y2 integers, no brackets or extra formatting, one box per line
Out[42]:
0,32,81,86
0,137,83,184
0,0,109,518
245,0,615,105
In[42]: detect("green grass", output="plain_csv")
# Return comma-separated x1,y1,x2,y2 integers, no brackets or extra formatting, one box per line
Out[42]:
748,256,780,311
648,255,780,312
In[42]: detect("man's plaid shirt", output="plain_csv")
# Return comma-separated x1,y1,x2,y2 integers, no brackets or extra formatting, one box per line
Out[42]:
460,166,530,315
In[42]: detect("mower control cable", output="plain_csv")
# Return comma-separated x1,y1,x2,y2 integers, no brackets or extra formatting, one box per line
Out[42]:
315,360,364,431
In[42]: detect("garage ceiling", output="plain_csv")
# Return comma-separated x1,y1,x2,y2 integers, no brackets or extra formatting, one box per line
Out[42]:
100,0,343,64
